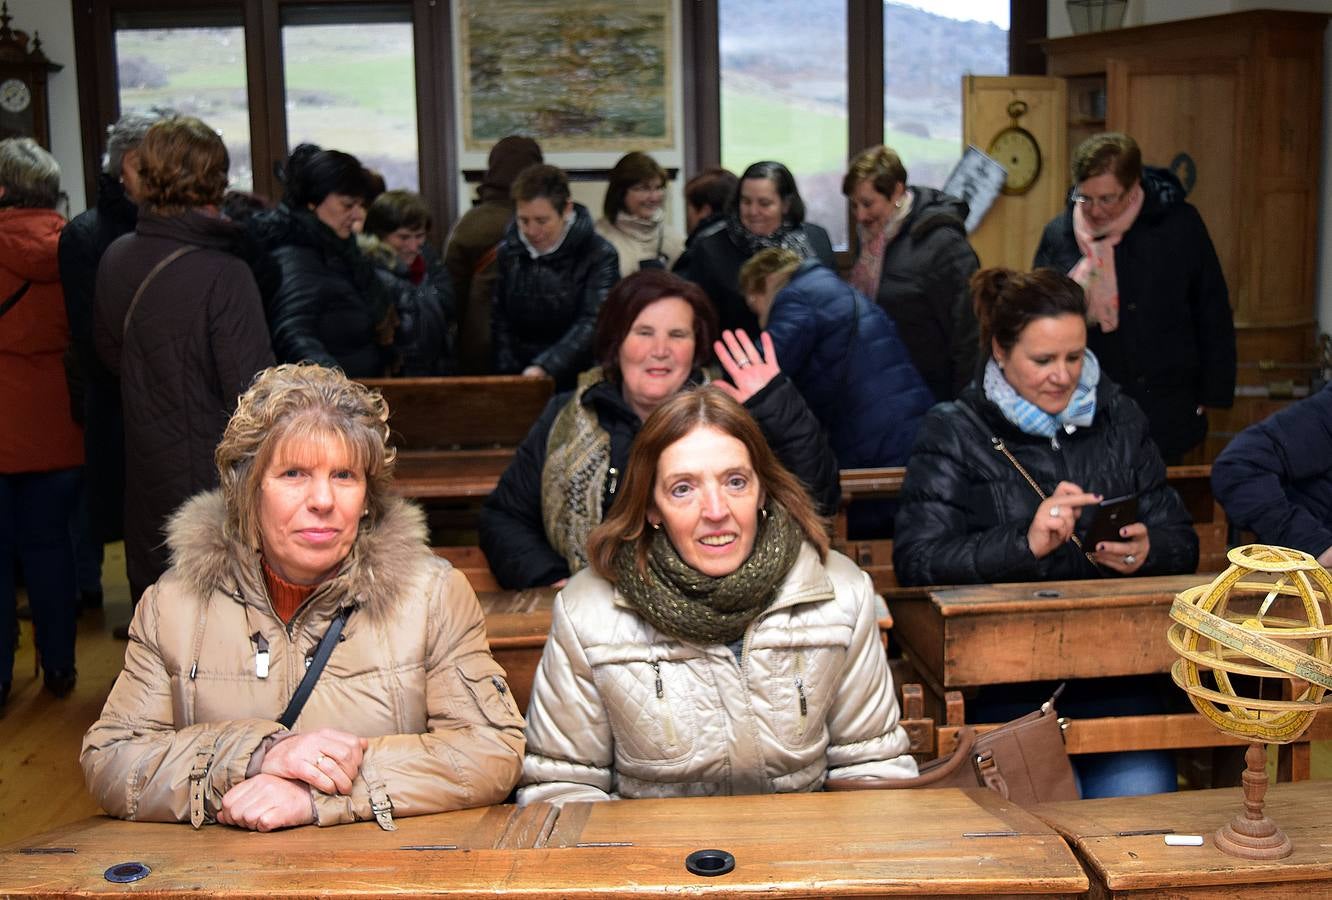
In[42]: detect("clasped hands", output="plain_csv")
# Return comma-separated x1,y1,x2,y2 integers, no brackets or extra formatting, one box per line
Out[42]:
1029,481,1150,575
218,728,367,832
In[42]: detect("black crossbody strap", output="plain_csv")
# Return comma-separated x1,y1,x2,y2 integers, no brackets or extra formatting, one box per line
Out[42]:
955,399,1101,573
0,280,32,318
278,607,353,729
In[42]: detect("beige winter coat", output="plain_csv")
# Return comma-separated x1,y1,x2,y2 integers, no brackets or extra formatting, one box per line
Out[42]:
594,213,684,279
81,491,525,829
517,544,917,805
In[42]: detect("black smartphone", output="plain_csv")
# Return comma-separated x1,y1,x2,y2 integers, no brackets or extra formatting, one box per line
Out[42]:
1084,493,1139,547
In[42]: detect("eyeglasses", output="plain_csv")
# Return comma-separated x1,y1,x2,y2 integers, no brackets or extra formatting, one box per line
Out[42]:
1073,189,1126,209
627,182,664,194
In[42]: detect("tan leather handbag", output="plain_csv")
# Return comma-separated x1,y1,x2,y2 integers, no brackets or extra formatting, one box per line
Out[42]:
825,697,1079,807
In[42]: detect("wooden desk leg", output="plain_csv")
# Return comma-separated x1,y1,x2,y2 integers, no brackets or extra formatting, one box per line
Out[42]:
944,690,966,726
899,683,935,755
1277,741,1311,782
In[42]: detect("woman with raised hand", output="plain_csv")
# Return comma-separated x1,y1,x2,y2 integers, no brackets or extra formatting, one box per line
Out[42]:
518,387,915,804
82,365,524,831
480,269,839,590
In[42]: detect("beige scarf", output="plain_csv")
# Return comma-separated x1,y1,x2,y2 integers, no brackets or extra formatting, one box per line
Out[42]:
541,368,613,575
1069,182,1143,333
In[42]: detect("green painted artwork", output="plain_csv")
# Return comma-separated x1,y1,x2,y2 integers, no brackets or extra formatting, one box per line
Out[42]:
460,0,672,151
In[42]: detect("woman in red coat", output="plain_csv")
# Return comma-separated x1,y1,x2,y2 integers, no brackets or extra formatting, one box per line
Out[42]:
0,137,83,710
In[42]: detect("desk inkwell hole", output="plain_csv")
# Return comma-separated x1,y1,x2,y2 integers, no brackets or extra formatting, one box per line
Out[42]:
685,848,735,877
104,862,151,884
1033,589,1062,598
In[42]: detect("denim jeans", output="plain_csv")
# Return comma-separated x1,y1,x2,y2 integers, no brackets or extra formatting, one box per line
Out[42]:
1,468,82,682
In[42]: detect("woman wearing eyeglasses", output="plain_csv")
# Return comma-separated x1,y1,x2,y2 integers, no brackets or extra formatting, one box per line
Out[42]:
596,152,684,278
1033,132,1235,464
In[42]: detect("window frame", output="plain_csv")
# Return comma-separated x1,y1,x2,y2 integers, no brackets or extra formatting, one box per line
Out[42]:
72,0,455,239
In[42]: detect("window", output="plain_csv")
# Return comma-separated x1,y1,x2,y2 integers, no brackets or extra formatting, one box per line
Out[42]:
281,10,419,191
79,1,452,232
114,24,252,190
882,1,1008,188
718,0,849,247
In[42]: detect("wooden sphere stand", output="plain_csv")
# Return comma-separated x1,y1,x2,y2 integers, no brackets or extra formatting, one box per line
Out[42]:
1213,743,1293,859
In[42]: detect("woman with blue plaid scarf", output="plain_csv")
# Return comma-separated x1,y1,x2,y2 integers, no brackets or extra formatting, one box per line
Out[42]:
892,267,1199,799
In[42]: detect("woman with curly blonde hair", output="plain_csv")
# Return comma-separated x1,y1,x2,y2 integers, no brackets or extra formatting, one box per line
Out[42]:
82,364,525,831
95,115,275,611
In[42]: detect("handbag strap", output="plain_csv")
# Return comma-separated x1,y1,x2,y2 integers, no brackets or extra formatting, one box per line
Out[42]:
278,607,353,729
123,245,201,339
0,280,32,318
955,399,1099,567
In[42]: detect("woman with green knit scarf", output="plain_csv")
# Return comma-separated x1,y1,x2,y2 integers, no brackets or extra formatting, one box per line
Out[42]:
517,388,917,804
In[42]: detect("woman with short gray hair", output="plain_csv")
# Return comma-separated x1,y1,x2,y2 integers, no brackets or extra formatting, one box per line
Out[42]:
0,137,82,710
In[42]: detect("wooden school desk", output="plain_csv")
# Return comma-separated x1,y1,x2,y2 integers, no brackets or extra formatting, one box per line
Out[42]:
1032,779,1332,898
888,574,1332,777
0,789,1089,898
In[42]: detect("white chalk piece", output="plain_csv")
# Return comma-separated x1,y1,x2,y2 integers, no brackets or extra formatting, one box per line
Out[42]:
1164,834,1204,846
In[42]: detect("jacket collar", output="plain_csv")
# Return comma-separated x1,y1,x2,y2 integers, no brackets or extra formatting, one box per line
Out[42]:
164,489,431,620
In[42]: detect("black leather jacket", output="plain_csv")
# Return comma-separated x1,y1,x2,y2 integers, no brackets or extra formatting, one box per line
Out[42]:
893,377,1198,586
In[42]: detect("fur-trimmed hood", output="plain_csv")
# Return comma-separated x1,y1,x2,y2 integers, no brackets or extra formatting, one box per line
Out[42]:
165,489,435,620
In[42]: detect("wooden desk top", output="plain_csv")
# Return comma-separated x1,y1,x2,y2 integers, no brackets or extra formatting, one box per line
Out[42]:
0,790,1088,898
891,574,1217,689
1032,780,1332,897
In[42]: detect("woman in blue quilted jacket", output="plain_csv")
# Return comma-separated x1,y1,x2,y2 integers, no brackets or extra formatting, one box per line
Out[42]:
739,248,935,536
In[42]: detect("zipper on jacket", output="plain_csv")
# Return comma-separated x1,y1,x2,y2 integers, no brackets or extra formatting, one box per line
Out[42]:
649,660,678,747
794,651,808,737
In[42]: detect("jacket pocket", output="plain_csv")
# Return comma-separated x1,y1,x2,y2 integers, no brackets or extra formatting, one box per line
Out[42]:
749,625,851,750
455,655,523,727
586,645,699,766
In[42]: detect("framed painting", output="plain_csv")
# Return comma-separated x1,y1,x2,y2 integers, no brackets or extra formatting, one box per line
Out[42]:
458,0,674,152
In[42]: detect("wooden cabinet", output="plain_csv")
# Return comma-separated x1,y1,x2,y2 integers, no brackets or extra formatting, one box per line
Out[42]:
1041,10,1327,461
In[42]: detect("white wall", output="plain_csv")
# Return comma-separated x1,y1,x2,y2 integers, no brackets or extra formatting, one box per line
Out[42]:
1048,0,1332,336
8,0,84,213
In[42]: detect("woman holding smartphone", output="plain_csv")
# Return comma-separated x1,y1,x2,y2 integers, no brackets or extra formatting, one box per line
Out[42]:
893,267,1198,799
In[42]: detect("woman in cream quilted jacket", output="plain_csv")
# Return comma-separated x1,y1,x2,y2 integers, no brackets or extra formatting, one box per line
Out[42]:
518,388,916,804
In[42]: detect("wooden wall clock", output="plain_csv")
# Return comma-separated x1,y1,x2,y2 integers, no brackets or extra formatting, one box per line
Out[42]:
0,1,61,150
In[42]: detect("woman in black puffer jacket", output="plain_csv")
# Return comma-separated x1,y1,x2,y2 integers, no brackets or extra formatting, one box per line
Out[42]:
894,267,1197,800
248,144,392,377
895,268,1197,584
492,164,619,391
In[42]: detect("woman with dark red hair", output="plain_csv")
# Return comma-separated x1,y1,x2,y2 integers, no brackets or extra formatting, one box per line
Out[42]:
480,269,839,590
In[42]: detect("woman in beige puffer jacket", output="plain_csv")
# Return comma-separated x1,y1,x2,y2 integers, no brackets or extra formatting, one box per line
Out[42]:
81,365,525,830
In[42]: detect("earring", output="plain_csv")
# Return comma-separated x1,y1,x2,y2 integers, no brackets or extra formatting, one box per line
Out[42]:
893,200,903,209
361,508,370,518
649,520,661,531
760,506,769,521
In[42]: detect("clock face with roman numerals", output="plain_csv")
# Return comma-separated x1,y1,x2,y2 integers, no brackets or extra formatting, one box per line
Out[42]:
0,78,30,114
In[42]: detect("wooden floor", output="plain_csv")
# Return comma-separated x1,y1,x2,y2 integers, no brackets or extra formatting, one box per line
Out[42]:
2,543,1328,848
